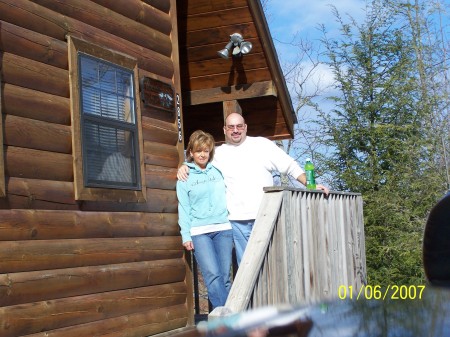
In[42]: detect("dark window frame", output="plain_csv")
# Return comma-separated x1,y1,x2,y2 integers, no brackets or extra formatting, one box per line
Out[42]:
68,36,146,202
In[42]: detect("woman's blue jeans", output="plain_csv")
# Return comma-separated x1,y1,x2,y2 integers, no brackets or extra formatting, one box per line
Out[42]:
192,229,233,309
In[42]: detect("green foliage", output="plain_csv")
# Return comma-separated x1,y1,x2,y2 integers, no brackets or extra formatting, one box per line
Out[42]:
317,0,448,286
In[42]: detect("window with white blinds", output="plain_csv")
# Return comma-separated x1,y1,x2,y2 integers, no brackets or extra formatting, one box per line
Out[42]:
79,54,140,190
78,53,140,189
68,36,146,202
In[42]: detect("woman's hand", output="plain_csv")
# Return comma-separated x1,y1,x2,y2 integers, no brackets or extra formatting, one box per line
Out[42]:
183,241,194,251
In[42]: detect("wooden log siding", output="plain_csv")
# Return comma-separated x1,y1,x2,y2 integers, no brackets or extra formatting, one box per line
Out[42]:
0,195,79,210
89,0,173,35
2,172,177,210
33,0,172,57
0,75,3,198
142,116,180,146
4,115,72,154
2,84,71,125
2,134,178,206
23,304,188,337
0,282,187,337
81,189,178,213
0,210,179,241
4,185,178,212
5,146,73,182
0,0,174,79
0,236,182,273
0,20,68,69
142,0,171,14
146,165,177,190
0,259,185,306
0,0,189,335
2,52,69,98
6,177,76,206
144,141,180,168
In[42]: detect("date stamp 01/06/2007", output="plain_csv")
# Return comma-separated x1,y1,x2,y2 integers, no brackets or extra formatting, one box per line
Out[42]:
338,285,426,300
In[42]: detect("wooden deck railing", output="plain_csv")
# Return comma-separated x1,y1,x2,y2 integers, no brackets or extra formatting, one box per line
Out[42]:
223,187,366,313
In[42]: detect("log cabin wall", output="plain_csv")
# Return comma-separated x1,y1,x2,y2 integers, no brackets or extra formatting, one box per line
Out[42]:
0,1,192,336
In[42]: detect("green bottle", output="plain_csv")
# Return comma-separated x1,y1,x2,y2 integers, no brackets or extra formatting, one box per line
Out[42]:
305,158,316,190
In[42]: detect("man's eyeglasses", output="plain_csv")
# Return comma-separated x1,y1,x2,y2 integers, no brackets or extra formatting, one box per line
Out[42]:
225,124,245,130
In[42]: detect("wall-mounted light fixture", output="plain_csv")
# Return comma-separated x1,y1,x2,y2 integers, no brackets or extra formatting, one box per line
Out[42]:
217,33,253,59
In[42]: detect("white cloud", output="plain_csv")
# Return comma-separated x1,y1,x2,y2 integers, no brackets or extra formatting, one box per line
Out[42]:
266,0,366,40
283,59,339,108
265,0,366,109
266,0,367,75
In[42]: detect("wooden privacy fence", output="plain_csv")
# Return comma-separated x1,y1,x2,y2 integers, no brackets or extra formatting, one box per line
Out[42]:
224,187,366,313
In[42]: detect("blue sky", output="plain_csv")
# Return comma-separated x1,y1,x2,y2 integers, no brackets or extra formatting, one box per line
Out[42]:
265,0,365,43
262,0,366,174
265,0,365,55
264,0,366,102
265,0,450,105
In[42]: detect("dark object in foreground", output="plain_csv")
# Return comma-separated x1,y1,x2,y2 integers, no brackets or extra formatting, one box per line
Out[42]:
423,192,450,288
192,286,450,337
199,306,312,337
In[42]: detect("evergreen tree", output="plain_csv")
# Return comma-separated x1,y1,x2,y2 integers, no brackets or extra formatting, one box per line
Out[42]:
318,0,447,285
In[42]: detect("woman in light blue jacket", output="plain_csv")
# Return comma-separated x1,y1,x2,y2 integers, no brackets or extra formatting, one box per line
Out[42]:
176,130,232,309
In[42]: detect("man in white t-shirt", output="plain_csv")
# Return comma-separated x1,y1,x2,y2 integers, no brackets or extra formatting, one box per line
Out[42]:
178,113,329,264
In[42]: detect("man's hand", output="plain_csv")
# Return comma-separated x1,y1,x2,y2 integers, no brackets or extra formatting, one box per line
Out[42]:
316,184,329,196
183,241,194,251
297,173,330,196
177,164,190,181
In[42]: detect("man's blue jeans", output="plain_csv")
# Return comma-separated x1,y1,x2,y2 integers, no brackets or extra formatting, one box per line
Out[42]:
230,220,255,265
192,229,233,308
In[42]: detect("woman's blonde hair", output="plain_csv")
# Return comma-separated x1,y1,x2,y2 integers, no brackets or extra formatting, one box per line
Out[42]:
186,130,215,163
